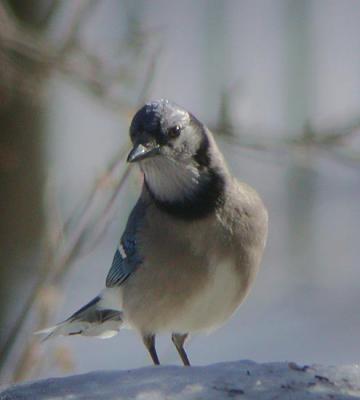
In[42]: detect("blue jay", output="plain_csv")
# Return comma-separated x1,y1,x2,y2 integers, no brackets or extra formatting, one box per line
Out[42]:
38,99,268,366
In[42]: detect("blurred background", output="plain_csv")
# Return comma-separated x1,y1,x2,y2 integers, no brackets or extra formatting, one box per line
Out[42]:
0,0,359,385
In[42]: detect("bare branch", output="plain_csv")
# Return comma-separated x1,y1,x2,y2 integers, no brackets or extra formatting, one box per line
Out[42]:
58,0,98,54
212,88,360,168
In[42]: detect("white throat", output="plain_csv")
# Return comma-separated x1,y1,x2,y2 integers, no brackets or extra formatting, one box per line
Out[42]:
141,157,201,203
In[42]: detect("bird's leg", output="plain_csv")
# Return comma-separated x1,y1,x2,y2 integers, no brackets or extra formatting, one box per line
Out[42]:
142,334,160,365
171,333,191,366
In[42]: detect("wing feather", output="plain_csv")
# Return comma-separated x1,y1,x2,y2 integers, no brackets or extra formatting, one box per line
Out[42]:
106,198,147,287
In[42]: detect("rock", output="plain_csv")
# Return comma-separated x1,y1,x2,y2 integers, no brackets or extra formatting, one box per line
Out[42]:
1,360,360,399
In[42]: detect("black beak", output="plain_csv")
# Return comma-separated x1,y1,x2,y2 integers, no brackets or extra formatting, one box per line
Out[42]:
127,143,160,163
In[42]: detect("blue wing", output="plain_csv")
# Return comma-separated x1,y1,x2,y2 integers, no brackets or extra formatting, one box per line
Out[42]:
106,198,147,287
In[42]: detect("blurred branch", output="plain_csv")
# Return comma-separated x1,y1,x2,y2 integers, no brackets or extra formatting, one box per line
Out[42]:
0,0,157,112
58,0,98,55
213,91,360,167
2,0,358,165
0,0,160,382
0,150,131,381
36,0,61,29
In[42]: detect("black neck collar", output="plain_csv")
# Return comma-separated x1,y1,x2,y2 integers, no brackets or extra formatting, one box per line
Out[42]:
144,118,226,220
145,168,225,220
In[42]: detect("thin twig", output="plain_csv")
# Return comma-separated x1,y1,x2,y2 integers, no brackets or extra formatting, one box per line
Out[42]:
212,116,360,168
58,0,98,55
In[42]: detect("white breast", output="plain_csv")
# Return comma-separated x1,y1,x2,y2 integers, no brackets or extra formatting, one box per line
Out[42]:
141,157,200,203
163,258,245,334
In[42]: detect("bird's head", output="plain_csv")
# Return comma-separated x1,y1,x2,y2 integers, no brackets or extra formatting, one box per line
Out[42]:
127,99,226,219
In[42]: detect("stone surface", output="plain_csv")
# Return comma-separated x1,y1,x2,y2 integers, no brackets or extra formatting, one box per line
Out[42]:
1,361,360,399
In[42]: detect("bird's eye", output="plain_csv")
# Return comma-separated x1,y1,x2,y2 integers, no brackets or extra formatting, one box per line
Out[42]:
167,125,181,139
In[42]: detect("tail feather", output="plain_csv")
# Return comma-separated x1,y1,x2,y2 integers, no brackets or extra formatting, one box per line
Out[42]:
35,295,123,341
34,325,62,342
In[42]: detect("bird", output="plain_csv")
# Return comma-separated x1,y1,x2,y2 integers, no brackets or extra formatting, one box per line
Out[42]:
37,99,268,366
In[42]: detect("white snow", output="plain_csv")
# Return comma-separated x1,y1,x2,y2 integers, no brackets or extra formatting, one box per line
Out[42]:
1,360,360,399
